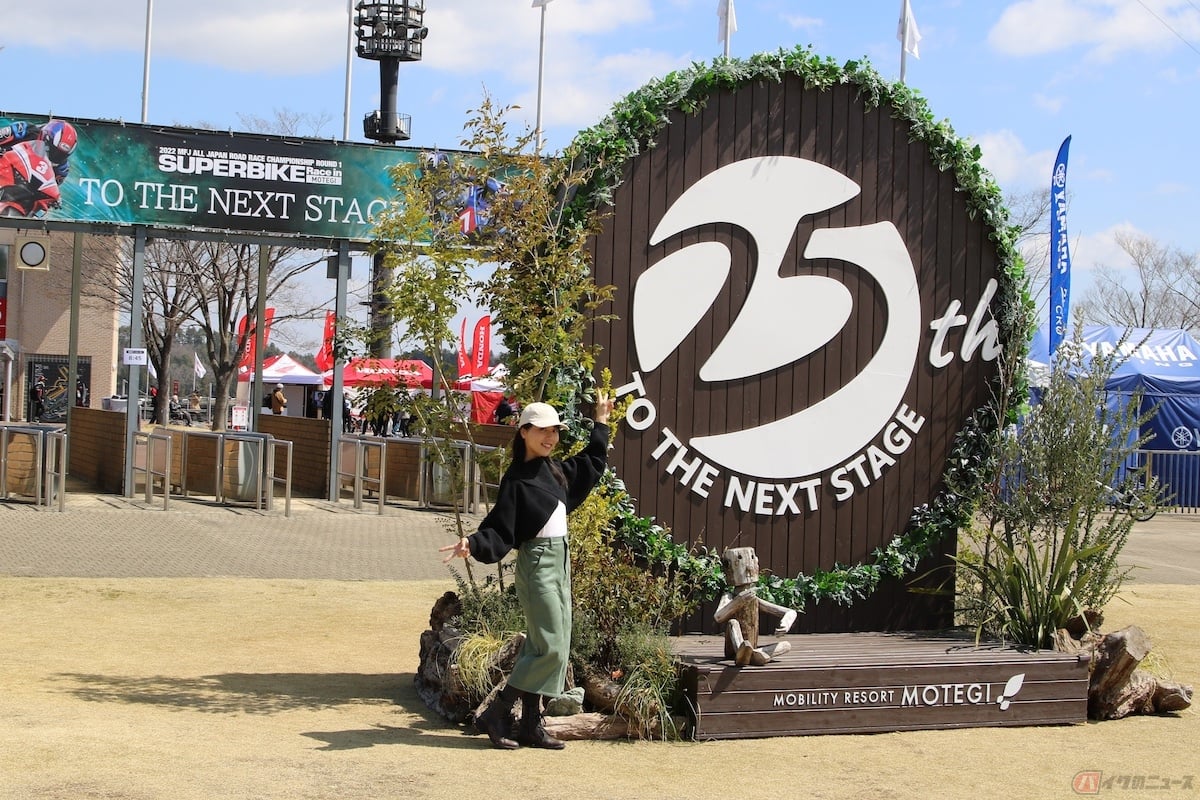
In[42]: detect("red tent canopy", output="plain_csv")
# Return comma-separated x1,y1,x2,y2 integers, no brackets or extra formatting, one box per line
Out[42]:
324,358,433,389
453,375,508,423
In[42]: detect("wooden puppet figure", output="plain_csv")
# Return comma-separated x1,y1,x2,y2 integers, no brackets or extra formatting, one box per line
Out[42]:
713,547,799,666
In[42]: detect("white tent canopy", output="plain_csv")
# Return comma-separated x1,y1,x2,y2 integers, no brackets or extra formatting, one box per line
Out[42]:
238,354,324,386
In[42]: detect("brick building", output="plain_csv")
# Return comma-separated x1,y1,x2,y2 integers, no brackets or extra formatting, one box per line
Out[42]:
0,227,121,422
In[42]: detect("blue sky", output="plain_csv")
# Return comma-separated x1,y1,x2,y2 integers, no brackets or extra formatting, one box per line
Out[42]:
4,0,1199,351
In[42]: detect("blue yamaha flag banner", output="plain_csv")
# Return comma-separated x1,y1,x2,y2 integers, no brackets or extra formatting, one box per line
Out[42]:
1049,135,1072,355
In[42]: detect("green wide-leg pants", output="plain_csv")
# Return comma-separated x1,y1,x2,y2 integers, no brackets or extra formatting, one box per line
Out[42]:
507,537,571,697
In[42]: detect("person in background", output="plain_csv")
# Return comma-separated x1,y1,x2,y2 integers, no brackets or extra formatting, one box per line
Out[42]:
494,396,515,425
270,383,288,415
29,375,46,422
440,392,613,750
321,388,334,420
394,392,412,437
168,394,193,426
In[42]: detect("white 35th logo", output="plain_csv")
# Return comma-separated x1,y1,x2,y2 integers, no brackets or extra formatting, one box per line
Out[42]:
633,156,921,480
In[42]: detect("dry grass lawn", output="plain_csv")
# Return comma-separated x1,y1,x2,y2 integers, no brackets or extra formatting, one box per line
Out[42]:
0,577,1195,800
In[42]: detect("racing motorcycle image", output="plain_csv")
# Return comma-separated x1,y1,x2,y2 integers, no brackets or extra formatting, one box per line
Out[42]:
0,139,61,217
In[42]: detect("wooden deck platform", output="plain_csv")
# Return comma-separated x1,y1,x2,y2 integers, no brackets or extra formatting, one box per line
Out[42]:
674,631,1091,740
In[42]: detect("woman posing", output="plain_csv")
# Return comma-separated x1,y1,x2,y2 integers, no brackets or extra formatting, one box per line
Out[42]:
440,393,613,750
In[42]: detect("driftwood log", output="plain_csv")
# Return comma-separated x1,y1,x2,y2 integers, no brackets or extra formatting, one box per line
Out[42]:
414,591,473,723
1056,621,1194,720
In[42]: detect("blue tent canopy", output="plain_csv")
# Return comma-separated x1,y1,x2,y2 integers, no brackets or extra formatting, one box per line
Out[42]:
1028,325,1200,504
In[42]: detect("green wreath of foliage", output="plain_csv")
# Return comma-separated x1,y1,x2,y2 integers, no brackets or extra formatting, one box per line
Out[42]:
564,46,1033,609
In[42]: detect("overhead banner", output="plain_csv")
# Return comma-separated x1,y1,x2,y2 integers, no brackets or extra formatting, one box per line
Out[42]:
0,112,459,242
1049,135,1072,355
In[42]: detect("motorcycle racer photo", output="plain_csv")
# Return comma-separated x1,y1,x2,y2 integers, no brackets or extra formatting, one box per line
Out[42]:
0,118,77,217
0,119,78,184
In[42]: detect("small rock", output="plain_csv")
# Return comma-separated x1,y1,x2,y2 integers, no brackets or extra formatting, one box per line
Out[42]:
546,687,586,716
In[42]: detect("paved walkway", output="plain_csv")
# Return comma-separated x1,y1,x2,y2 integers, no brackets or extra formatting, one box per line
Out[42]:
0,486,1196,583
0,488,481,581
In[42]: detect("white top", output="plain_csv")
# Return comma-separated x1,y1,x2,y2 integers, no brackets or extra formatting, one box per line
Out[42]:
534,501,568,538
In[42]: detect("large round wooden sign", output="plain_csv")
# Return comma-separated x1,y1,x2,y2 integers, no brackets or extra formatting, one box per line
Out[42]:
584,58,1017,632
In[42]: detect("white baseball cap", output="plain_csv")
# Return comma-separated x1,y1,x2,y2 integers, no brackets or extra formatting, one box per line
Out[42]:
518,402,564,429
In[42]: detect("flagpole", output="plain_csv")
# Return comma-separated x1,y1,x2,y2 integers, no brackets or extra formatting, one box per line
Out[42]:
343,0,354,141
534,1,549,152
141,0,153,122
897,0,920,84
723,1,732,58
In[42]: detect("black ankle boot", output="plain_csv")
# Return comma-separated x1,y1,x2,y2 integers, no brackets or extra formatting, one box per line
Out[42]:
475,684,520,750
517,692,565,750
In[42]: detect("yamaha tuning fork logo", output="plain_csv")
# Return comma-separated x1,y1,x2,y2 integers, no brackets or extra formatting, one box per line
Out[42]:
1052,162,1068,189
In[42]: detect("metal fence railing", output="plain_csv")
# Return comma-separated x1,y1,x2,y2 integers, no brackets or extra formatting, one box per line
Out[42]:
0,422,67,510
1139,449,1200,515
336,434,387,514
179,430,291,515
132,429,174,510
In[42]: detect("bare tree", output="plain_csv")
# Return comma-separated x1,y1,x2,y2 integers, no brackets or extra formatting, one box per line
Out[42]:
39,235,195,418
1001,188,1054,325
180,242,323,430
1074,231,1200,330
236,109,335,138
82,236,322,425
138,240,203,421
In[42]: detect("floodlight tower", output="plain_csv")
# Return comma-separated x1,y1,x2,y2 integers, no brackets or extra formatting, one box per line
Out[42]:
353,0,428,143
353,1,429,358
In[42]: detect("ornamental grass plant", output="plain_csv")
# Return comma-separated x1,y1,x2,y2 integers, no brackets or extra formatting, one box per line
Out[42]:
957,335,1161,648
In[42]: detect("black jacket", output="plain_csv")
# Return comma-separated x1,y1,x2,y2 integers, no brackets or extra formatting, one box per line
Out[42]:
467,423,610,564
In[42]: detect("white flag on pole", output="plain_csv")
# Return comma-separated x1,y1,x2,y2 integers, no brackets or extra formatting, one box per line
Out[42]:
194,352,207,379
897,0,921,59
531,0,555,7
718,0,737,46
148,360,157,380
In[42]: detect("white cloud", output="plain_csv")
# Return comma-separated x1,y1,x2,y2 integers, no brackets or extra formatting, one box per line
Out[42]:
4,0,656,77
988,0,1200,61
537,49,686,131
1033,92,1065,113
784,15,823,31
421,0,653,76
1155,181,1191,195
6,1,347,72
165,7,347,74
414,1,677,136
1073,222,1141,271
972,129,1057,189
